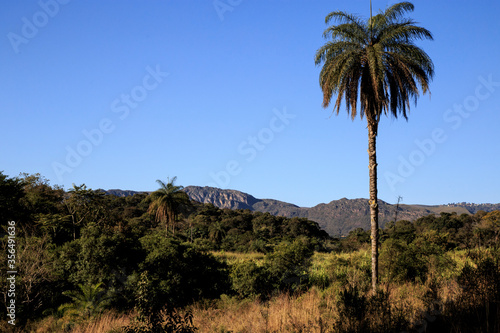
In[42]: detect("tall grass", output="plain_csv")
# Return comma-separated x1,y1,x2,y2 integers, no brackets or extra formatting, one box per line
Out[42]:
25,248,500,332
190,248,500,332
188,284,432,332
190,288,327,333
27,311,131,333
309,250,371,291
211,251,265,265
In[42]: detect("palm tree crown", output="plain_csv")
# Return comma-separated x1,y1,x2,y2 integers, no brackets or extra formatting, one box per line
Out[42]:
315,1,434,131
148,177,190,235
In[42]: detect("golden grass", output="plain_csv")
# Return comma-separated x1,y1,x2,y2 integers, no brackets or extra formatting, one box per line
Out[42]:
70,311,131,333
23,283,435,333
193,249,453,332
189,283,436,333
30,311,131,333
190,288,329,333
25,282,465,333
211,251,265,265
387,282,428,324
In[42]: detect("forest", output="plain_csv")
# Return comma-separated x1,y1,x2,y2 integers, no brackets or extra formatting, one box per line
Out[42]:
1,171,500,332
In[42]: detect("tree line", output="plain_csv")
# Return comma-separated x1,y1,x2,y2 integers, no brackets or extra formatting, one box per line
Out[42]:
1,171,499,331
0,172,330,330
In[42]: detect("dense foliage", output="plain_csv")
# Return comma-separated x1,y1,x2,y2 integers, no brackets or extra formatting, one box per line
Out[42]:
0,172,329,330
1,171,500,332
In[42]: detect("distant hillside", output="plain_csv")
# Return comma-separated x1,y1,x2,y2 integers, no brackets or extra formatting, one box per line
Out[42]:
444,202,500,214
304,198,436,236
181,186,488,237
182,186,260,210
182,186,306,217
105,189,147,197
105,187,499,237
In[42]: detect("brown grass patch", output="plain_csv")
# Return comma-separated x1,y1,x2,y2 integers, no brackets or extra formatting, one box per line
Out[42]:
191,288,330,333
29,311,132,333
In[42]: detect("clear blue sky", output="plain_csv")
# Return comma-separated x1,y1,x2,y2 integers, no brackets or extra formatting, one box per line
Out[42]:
1,0,499,207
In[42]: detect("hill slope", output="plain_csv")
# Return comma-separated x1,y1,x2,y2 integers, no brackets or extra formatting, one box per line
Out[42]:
182,186,490,236
106,187,499,236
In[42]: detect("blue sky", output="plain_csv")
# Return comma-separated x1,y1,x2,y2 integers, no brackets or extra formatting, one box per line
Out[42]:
1,0,499,207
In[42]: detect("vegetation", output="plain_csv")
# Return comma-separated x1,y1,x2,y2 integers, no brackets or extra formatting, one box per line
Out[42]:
0,171,328,332
3,3,498,333
1,171,500,332
315,1,434,291
147,177,191,235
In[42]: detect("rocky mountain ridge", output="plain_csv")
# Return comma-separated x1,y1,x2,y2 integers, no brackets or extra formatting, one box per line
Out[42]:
106,186,499,236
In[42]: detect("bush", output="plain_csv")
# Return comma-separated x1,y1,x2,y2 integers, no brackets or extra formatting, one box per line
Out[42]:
333,287,408,333
230,261,270,299
442,255,500,331
128,232,230,310
381,234,448,283
57,223,140,311
380,238,427,283
326,252,371,291
264,238,314,292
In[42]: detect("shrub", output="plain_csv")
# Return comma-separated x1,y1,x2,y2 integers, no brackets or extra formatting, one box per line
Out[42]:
381,234,448,284
264,238,314,292
230,261,270,299
333,287,409,333
442,255,500,331
380,238,427,283
129,232,230,310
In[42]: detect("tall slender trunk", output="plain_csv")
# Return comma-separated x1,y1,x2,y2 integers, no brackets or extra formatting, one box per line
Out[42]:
190,220,193,243
368,121,379,292
70,214,76,240
171,210,175,236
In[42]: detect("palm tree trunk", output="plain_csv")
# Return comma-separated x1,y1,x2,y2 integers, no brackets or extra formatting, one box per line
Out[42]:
368,121,379,292
190,220,193,243
172,212,175,236
71,215,76,240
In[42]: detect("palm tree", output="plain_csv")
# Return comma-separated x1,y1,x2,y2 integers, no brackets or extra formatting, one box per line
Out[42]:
314,2,434,292
58,282,108,320
209,220,226,244
148,177,191,235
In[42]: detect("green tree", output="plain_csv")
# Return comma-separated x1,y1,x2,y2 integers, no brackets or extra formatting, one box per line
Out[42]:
57,223,139,306
19,173,69,240
148,177,191,235
383,220,415,244
477,211,500,248
63,184,106,239
265,238,314,292
0,171,25,224
131,232,230,308
19,173,64,216
314,2,434,291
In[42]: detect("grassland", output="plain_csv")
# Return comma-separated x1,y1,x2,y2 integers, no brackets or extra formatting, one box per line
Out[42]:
25,247,499,333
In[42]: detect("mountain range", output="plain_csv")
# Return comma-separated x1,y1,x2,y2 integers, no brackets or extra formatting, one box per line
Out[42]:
107,186,500,236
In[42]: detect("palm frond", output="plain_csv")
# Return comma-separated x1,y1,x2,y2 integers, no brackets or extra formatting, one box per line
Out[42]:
383,2,415,22
316,1,433,125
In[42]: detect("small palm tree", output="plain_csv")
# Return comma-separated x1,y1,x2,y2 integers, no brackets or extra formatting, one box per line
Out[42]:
315,1,434,291
148,177,191,235
209,220,226,244
58,282,108,320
